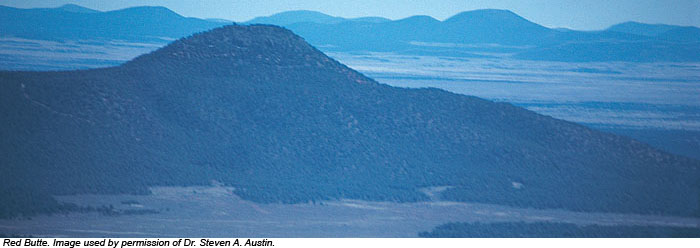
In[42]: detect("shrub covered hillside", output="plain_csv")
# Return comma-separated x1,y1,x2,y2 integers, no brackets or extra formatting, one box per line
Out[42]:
1,25,698,218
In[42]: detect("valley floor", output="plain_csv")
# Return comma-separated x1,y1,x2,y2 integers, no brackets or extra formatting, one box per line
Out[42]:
0,186,698,237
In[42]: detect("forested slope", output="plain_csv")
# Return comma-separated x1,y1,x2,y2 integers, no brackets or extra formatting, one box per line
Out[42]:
1,25,698,218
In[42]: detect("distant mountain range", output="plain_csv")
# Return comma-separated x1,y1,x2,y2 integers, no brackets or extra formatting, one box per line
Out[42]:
0,4,231,42
244,10,390,26
608,21,700,40
1,5,698,62
249,9,700,62
1,24,698,219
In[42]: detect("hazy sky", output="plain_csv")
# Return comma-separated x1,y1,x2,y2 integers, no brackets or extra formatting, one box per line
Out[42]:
2,0,699,30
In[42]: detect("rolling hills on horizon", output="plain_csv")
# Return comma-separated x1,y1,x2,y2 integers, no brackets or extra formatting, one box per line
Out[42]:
244,10,391,26
277,9,700,61
0,4,231,43
1,24,698,220
1,4,699,63
248,9,700,62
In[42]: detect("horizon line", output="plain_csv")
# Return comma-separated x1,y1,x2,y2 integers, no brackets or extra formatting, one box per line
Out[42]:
2,3,699,31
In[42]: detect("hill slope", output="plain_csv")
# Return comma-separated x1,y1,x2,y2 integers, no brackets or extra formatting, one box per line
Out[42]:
1,25,698,218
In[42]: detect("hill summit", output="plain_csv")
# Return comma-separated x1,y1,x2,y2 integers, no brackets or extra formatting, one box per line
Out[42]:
126,25,374,85
0,25,698,218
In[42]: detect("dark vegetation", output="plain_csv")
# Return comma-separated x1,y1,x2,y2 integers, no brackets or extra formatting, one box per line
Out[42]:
0,234,34,238
419,222,700,238
0,184,78,219
0,25,699,218
91,205,160,216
